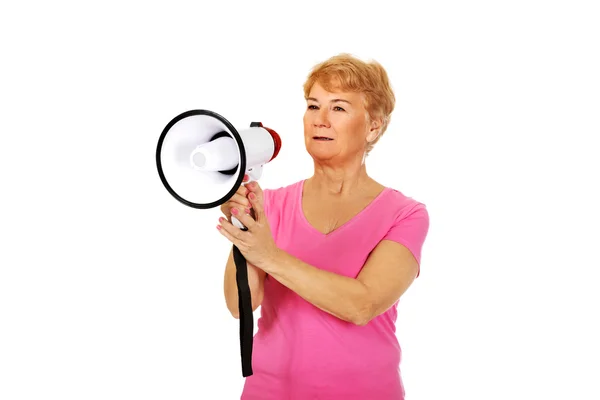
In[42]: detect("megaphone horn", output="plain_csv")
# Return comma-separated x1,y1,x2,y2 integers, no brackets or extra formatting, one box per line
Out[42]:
156,109,281,212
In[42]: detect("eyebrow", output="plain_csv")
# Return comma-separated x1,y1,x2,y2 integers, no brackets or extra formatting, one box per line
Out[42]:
306,97,352,105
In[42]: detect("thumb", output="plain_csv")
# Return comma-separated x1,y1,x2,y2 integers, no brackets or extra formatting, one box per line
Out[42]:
246,181,264,202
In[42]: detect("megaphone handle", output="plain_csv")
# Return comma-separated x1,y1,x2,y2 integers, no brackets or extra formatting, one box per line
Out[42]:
246,165,263,182
232,216,247,230
231,165,264,230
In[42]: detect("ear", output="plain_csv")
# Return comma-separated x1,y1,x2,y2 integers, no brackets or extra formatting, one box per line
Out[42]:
366,117,383,143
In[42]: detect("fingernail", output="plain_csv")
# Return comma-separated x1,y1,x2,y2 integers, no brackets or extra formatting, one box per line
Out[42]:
216,225,221,230
245,208,250,214
219,217,224,222
243,174,249,181
231,208,238,215
249,193,256,200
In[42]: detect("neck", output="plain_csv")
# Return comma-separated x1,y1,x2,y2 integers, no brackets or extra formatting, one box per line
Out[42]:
308,153,372,196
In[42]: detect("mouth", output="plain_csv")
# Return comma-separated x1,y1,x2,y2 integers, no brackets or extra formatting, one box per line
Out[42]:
312,136,334,141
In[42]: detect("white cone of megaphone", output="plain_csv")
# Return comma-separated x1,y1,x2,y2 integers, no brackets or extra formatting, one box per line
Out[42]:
156,109,282,229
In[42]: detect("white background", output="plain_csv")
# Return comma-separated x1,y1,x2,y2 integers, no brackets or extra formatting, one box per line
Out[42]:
1,1,599,399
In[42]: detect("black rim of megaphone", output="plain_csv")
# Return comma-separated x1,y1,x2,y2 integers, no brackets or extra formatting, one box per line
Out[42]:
156,109,247,209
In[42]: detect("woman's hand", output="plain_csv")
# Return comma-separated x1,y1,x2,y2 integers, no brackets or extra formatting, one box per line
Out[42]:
219,174,253,222
217,181,280,270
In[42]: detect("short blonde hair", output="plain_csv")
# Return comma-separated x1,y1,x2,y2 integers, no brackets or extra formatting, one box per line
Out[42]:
303,53,396,154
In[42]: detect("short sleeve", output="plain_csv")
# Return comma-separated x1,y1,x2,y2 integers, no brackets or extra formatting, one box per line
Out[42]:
383,204,430,277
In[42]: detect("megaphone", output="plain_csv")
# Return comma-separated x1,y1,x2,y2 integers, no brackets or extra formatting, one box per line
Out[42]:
155,109,282,378
156,109,281,226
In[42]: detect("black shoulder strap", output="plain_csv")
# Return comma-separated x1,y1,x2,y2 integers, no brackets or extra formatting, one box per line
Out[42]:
232,244,254,377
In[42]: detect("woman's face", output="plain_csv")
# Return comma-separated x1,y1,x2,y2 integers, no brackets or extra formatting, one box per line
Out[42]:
303,82,379,163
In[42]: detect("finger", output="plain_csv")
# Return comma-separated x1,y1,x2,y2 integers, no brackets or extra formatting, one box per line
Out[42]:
225,205,250,223
246,182,263,205
228,193,251,208
247,188,265,221
236,185,249,196
229,202,252,216
217,219,242,247
246,180,263,194
235,177,250,194
218,216,246,241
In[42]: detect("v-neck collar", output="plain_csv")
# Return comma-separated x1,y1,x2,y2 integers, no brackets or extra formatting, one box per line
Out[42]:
297,179,390,238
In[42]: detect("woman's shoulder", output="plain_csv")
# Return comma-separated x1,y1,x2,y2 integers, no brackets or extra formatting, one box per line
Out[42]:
381,185,428,220
262,179,304,210
263,180,296,194
263,179,303,195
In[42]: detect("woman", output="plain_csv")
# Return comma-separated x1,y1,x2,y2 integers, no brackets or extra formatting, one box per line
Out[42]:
219,53,430,399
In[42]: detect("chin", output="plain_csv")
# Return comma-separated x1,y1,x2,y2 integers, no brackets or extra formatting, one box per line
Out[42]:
307,148,338,161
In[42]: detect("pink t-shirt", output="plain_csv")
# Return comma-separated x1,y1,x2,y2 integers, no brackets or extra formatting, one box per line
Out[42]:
241,179,430,400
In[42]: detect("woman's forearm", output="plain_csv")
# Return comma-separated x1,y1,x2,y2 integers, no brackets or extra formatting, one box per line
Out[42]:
224,249,266,318
262,250,371,325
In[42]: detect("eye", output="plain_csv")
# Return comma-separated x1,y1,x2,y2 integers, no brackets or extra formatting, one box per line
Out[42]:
333,106,345,112
307,105,319,110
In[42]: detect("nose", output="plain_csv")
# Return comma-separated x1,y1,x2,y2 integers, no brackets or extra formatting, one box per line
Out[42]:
314,108,330,128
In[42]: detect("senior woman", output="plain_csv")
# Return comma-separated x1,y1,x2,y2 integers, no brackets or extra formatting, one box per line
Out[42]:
218,53,429,399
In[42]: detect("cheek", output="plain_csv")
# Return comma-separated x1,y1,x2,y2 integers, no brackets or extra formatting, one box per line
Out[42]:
303,115,312,142
333,114,356,131
303,113,311,128
337,117,367,147
348,114,367,131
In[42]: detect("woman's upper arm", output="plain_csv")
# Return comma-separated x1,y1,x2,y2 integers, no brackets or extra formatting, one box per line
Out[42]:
356,240,419,322
356,204,430,322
